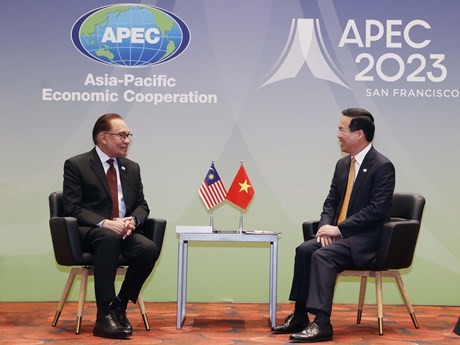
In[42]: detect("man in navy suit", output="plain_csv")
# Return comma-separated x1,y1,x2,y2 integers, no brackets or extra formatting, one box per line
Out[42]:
272,108,395,342
63,113,159,339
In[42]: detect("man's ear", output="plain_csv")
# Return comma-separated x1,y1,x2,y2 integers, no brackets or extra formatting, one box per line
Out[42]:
98,132,107,145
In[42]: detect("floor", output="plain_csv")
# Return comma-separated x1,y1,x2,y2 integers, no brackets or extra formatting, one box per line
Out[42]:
1,302,459,344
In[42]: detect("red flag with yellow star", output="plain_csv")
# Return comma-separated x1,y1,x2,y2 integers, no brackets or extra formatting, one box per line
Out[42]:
226,164,254,210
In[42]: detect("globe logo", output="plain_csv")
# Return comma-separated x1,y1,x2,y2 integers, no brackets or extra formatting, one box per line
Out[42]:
71,4,190,67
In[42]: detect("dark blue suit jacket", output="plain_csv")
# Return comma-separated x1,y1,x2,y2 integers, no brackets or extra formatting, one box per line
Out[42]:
318,146,395,266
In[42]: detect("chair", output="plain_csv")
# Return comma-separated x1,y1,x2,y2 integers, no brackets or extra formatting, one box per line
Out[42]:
48,191,167,334
302,192,425,335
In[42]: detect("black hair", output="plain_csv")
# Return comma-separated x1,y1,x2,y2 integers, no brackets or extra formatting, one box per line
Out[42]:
92,113,123,145
342,108,375,142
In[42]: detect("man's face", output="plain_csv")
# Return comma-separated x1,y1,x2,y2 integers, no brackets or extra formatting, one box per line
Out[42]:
337,115,359,154
99,118,131,158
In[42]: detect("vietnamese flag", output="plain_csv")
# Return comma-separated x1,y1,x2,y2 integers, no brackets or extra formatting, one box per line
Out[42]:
226,164,255,210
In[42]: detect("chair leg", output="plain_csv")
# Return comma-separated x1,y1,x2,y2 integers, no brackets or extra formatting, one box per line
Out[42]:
75,268,90,334
137,294,150,331
52,268,78,327
393,271,419,329
116,267,151,331
356,275,368,324
375,271,384,335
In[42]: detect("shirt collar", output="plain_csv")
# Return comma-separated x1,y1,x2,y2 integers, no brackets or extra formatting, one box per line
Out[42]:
353,143,372,166
95,146,116,165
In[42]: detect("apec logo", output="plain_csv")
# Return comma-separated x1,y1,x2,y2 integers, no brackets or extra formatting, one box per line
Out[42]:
260,19,350,89
261,18,447,90
71,4,190,67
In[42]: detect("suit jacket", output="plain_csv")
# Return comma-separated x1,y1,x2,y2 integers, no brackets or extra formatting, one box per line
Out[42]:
318,146,395,266
63,148,149,237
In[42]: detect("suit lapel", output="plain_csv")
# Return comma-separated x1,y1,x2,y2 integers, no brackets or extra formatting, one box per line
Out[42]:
339,157,351,200
118,157,129,204
89,149,111,197
349,147,376,206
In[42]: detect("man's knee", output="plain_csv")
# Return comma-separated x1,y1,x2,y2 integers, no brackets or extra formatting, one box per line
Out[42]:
143,240,160,262
311,249,325,263
90,228,121,250
103,230,121,240
295,240,319,258
311,247,341,269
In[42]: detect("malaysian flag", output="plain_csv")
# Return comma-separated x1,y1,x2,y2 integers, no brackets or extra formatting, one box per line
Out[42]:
199,162,227,210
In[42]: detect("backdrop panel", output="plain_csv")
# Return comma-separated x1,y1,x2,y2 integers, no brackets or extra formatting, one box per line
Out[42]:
1,0,459,305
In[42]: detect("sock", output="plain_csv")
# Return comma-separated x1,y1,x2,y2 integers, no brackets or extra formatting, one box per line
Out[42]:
294,301,309,321
97,300,112,317
117,287,130,309
313,309,331,327
113,295,128,310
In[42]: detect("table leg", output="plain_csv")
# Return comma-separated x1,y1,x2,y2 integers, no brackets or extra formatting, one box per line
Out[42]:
182,242,188,320
269,239,278,327
176,238,186,329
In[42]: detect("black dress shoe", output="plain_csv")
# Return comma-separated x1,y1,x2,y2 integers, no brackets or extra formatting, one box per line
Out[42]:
272,313,309,334
93,313,132,339
112,306,133,332
289,322,333,343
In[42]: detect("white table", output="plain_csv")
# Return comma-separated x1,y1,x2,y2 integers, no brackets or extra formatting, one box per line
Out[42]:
176,231,279,329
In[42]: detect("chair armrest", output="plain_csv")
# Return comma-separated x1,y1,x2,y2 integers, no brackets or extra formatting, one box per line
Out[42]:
142,218,167,254
374,219,421,270
49,216,84,266
302,221,319,241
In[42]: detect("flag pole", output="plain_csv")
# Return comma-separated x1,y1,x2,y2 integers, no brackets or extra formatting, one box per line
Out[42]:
237,160,244,232
209,159,217,232
199,159,226,232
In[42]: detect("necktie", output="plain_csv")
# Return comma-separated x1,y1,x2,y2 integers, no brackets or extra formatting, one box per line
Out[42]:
337,157,356,224
107,159,119,219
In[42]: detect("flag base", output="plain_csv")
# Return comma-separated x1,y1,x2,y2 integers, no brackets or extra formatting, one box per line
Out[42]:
238,212,243,231
210,214,218,232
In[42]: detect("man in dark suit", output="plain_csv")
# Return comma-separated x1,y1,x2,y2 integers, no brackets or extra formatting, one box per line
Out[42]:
63,113,159,339
272,108,395,342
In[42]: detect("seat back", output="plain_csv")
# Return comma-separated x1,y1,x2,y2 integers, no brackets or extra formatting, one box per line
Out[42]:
302,221,318,241
49,191,65,218
390,192,425,222
143,218,166,255
374,192,425,270
49,192,84,266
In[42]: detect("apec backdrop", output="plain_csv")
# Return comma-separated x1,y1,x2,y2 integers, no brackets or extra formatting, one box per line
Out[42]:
1,0,459,305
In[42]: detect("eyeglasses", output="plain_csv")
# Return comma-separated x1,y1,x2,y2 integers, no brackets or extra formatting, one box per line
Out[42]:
104,132,133,140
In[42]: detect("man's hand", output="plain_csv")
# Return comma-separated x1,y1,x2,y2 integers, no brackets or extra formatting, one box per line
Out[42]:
316,225,341,247
120,217,136,239
102,217,136,239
